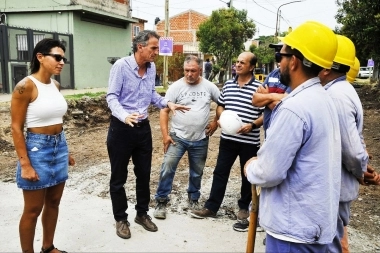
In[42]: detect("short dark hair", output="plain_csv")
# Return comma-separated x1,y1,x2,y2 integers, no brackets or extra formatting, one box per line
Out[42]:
331,62,350,73
250,54,258,67
30,38,66,74
132,30,160,53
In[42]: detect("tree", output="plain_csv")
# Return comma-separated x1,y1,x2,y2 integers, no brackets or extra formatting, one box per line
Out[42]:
249,32,290,74
155,53,186,85
197,8,256,83
249,36,277,73
335,0,380,80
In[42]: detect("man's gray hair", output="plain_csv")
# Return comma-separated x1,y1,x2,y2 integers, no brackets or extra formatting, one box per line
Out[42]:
132,30,160,53
184,55,203,68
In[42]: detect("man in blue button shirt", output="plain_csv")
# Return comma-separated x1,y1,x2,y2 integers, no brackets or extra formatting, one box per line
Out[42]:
319,35,370,253
245,21,341,252
106,30,189,239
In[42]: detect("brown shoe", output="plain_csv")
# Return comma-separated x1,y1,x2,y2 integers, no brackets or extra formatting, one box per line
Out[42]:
116,220,131,239
237,209,249,221
190,208,216,219
135,214,158,232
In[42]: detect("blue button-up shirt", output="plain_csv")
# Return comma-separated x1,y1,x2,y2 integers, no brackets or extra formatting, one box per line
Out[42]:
106,55,168,123
246,77,341,244
324,76,368,202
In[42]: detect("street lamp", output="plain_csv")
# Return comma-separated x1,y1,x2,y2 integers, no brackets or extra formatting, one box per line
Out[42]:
275,0,303,37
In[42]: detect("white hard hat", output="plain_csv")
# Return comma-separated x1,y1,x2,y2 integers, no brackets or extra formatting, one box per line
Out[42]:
219,110,243,135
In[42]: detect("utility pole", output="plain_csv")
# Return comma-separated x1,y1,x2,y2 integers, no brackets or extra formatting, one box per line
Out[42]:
163,0,169,89
275,1,303,39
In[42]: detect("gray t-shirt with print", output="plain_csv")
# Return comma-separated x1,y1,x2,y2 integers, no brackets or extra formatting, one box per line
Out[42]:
165,77,220,141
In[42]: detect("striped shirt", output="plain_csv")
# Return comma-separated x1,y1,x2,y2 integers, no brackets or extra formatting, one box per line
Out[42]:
218,76,263,144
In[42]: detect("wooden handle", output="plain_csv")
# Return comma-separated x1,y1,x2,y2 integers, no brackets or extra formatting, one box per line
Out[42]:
246,184,259,253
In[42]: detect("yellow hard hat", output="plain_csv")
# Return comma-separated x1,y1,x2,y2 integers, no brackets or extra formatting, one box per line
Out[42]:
331,35,355,71
279,21,337,69
347,57,360,83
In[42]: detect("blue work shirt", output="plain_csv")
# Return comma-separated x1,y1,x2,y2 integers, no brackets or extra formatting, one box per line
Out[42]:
106,55,168,123
324,77,368,202
246,77,341,244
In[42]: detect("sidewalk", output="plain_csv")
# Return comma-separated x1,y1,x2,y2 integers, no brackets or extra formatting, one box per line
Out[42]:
0,182,265,252
0,87,108,103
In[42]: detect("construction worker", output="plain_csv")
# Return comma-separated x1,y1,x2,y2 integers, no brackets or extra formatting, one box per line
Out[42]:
336,54,380,253
346,57,360,83
318,35,370,253
245,21,341,252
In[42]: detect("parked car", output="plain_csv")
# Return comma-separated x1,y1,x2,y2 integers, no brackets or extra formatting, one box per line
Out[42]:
357,67,373,78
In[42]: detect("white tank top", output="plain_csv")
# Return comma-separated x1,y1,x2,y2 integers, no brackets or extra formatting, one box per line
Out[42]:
25,75,68,128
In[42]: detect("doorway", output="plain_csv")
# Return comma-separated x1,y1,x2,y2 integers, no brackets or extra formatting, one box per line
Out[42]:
11,64,28,89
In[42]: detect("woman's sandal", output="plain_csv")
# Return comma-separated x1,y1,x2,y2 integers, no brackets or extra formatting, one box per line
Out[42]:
40,244,68,253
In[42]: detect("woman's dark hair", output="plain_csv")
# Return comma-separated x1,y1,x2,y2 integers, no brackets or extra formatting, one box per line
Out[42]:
30,38,66,74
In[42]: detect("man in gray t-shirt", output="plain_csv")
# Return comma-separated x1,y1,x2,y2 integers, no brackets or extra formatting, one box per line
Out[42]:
153,55,220,220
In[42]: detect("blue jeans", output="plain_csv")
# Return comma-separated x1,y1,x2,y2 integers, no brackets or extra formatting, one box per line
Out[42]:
155,133,209,202
17,130,69,190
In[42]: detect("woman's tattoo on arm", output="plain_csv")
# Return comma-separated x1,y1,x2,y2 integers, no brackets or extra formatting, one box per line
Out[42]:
15,82,26,94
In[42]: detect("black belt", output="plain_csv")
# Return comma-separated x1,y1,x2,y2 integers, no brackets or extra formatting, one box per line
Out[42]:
111,115,149,127
133,118,149,127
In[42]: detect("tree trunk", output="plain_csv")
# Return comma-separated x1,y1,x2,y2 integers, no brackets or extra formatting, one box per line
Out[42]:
218,69,225,84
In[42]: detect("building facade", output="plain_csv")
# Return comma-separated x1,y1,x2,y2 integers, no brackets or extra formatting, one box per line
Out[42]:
155,9,208,55
0,0,136,93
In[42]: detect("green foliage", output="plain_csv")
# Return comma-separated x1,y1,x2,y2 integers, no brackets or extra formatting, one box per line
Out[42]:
155,86,167,93
196,8,256,82
64,87,167,101
249,36,278,65
336,0,380,66
212,64,221,73
64,92,106,100
154,53,187,82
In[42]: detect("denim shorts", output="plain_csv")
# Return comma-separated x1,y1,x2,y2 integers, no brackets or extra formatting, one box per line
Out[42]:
16,131,69,190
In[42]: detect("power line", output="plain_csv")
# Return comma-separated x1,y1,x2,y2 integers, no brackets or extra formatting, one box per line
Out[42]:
251,0,276,15
248,16,275,29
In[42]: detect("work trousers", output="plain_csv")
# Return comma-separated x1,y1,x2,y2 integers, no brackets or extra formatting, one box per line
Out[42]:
107,116,153,221
205,138,259,213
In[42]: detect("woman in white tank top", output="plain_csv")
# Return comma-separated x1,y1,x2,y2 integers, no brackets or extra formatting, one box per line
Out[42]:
11,38,75,253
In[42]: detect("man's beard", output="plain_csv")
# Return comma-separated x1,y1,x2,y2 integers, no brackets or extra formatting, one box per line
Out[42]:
279,65,291,87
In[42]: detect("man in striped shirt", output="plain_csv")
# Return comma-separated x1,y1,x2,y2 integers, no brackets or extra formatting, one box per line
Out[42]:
191,52,263,224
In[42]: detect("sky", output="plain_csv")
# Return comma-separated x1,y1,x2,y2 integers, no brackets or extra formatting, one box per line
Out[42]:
130,0,340,38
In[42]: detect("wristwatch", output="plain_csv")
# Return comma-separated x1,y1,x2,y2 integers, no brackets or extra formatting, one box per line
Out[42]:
250,122,257,129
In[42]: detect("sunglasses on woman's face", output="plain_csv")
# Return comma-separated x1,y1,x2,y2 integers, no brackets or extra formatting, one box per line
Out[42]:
43,53,68,63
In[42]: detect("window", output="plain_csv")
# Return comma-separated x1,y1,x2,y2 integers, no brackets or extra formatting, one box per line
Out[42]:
16,35,28,60
133,25,140,37
16,34,45,60
33,34,45,47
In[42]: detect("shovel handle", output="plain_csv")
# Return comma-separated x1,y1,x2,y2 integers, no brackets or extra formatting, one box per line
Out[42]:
246,184,259,253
